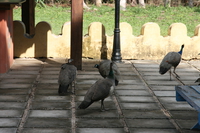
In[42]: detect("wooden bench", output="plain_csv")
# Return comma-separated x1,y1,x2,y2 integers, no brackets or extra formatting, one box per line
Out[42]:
175,85,200,130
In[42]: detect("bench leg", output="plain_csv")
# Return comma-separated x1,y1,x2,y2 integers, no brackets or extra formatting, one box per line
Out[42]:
191,113,200,130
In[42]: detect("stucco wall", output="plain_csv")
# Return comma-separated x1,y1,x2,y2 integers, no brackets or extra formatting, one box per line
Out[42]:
13,21,200,60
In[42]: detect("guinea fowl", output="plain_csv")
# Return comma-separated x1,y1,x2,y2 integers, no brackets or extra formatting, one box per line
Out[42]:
94,60,121,86
78,62,115,111
159,44,184,80
58,59,77,95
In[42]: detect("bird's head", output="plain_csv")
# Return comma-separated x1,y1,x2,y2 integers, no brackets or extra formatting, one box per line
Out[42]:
94,64,99,68
68,59,74,63
178,44,184,55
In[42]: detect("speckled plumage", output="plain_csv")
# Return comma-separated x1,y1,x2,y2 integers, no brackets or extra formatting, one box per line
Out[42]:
58,59,77,95
94,60,121,86
79,62,115,111
159,44,184,80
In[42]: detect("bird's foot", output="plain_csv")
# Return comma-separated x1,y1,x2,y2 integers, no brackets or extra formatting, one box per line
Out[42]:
101,108,109,112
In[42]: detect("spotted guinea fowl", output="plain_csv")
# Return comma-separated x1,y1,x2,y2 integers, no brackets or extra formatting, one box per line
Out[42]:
78,62,115,111
159,44,184,80
58,59,77,95
94,60,120,86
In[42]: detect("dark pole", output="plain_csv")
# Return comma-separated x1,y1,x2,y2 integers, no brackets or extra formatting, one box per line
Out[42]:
111,0,122,62
71,0,83,70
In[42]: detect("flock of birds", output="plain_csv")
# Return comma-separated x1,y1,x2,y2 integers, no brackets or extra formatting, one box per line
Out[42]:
57,44,191,111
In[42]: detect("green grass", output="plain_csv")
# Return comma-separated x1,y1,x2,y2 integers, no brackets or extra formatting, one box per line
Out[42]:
13,5,200,37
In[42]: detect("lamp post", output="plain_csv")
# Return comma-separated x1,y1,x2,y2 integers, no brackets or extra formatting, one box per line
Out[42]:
111,0,122,62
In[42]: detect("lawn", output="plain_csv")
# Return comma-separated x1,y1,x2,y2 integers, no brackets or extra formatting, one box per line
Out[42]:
13,4,200,37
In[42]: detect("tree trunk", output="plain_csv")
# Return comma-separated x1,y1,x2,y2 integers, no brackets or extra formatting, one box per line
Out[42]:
188,0,193,7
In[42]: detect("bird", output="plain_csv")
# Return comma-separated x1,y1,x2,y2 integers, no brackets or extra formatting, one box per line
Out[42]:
159,44,184,80
94,60,121,86
58,59,77,95
78,62,115,111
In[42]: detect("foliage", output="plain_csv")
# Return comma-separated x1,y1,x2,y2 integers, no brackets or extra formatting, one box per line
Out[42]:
13,4,200,37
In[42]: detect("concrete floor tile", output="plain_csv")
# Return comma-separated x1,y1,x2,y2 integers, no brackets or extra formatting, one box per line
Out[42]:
35,89,58,95
31,101,71,110
118,80,143,85
146,81,180,86
0,95,28,102
126,119,174,128
34,95,71,102
120,103,159,110
9,71,39,75
0,79,35,84
116,84,146,90
21,128,70,133
36,84,58,89
24,118,71,128
76,118,123,128
154,91,175,97
117,96,155,102
76,128,125,133
29,110,71,118
123,110,167,119
129,128,179,133
39,79,58,84
40,75,59,79
0,84,32,89
163,103,195,110
115,90,151,96
0,89,30,95
76,74,102,79
151,85,175,91
0,102,26,109
170,110,198,120
0,128,17,133
0,110,23,117
158,97,177,103
0,118,20,127
176,120,198,129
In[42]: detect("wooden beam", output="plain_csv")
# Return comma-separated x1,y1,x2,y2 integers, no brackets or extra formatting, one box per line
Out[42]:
21,0,35,36
71,0,83,70
0,4,14,10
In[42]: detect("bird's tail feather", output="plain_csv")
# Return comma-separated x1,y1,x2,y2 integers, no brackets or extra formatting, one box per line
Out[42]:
78,101,93,109
58,84,69,95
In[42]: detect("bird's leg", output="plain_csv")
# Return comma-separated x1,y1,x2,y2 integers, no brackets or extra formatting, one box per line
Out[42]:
169,69,172,81
69,83,74,94
173,67,180,78
100,99,108,112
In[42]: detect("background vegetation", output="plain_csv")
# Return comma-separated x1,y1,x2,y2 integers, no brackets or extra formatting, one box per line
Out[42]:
13,3,200,37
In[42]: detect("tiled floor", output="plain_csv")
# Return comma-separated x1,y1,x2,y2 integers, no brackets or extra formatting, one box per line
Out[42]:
0,58,200,133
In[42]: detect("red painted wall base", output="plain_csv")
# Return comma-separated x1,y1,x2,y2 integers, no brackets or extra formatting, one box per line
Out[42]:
0,9,14,73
